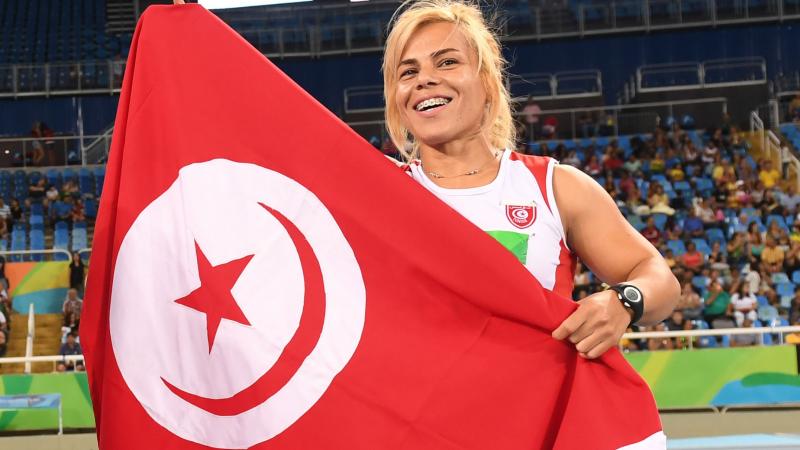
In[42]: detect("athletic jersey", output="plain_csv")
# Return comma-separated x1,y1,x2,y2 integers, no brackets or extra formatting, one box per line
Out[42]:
405,150,576,298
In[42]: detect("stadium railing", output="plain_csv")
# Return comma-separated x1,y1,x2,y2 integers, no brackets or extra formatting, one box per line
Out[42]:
346,97,729,143
633,57,767,95
0,60,125,99
213,0,800,56
621,325,800,350
0,135,110,168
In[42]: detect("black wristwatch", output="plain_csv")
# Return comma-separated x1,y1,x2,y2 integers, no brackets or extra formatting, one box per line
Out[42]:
609,284,644,326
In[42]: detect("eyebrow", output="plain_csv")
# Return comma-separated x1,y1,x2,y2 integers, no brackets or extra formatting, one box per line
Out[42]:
398,48,460,68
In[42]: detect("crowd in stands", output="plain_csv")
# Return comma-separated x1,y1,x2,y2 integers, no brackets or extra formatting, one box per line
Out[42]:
524,117,800,350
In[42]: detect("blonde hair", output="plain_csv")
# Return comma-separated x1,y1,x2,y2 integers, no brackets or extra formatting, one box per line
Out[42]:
382,0,515,161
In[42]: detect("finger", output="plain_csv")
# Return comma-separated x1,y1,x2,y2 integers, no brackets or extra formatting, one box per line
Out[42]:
574,329,609,355
552,307,590,341
566,321,594,344
585,340,616,359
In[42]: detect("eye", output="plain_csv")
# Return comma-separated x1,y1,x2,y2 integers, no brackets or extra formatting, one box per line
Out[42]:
439,58,458,67
400,68,417,79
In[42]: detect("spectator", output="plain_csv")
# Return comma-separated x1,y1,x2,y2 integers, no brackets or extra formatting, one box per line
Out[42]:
679,241,704,275
677,282,703,319
761,237,785,273
646,323,674,351
69,253,86,296
28,178,46,201
62,288,83,321
703,281,733,327
561,150,581,167
57,332,83,372
708,241,729,271
648,184,675,215
779,184,800,215
0,198,10,222
0,307,7,334
71,199,86,223
730,284,758,327
726,232,748,266
0,330,6,357
8,199,22,223
731,319,757,347
683,210,704,237
758,160,781,189
541,116,558,139
584,154,602,177
641,217,661,246
64,310,80,335
747,222,765,264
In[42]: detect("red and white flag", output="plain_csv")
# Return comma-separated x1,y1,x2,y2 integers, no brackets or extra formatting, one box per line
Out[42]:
82,5,665,449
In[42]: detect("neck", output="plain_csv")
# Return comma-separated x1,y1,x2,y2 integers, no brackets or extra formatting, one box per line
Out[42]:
418,135,501,188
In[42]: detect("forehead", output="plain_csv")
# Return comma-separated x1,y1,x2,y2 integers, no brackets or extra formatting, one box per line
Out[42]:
399,21,472,61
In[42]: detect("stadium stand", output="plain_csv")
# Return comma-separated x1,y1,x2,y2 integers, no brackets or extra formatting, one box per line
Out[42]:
522,116,800,349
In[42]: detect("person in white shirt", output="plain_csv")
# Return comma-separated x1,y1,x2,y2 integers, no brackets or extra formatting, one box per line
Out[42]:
730,284,758,327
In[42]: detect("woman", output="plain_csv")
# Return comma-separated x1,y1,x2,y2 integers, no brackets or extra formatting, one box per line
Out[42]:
382,0,679,359
69,252,85,297
747,222,765,264
648,184,675,215
730,283,758,327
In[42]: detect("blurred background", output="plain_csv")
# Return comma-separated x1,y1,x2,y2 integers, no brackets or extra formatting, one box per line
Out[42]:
0,0,799,449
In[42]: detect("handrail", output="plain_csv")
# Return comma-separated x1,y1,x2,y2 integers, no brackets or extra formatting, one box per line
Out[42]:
24,303,34,374
0,135,108,143
623,325,800,339
0,249,73,260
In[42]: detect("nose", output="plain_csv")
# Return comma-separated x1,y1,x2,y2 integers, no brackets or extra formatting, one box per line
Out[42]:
416,65,440,89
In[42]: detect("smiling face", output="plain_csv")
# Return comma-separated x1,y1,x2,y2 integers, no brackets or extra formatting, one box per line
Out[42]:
394,22,487,149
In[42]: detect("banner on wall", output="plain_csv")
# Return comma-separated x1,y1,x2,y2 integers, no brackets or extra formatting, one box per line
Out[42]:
6,261,70,314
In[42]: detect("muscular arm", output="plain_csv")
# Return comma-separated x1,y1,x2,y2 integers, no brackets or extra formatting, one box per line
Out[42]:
554,164,680,325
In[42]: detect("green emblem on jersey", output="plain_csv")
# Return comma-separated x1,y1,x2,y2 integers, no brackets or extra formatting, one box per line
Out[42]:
486,230,529,264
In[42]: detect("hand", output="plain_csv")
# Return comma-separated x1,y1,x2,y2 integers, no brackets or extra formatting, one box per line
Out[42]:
173,0,185,4
551,290,633,359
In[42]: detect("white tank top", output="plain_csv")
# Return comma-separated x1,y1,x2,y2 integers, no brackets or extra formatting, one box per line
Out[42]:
405,150,576,298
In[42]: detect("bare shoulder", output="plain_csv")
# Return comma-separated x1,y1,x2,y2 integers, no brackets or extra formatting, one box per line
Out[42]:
551,163,612,221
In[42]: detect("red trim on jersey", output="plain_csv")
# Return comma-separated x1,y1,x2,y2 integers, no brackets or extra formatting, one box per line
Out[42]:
509,152,553,214
510,151,576,298
555,240,577,298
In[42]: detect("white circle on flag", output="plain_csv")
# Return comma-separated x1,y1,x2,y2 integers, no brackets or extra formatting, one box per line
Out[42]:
109,159,366,448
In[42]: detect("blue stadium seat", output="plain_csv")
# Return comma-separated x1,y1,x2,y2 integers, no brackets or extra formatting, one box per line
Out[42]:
705,228,726,246
692,275,708,290
772,272,790,284
691,238,711,255
668,239,687,256
29,229,44,261
652,213,668,231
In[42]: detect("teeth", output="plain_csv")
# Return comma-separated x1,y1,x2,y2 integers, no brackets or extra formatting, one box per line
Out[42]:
416,97,450,111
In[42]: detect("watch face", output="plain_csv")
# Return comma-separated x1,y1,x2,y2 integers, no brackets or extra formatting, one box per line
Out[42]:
622,286,642,303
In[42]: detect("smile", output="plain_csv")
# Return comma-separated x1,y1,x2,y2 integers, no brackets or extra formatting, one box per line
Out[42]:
414,96,452,112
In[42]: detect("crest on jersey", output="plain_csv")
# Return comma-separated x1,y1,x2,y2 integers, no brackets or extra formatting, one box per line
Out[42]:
506,204,536,229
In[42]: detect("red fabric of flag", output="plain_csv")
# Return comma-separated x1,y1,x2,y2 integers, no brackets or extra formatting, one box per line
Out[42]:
82,5,664,449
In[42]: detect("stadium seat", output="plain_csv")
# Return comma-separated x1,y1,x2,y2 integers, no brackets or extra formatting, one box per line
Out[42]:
705,228,726,246
652,213,668,231
691,275,708,290
667,239,686,256
772,272,790,284
691,238,711,255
